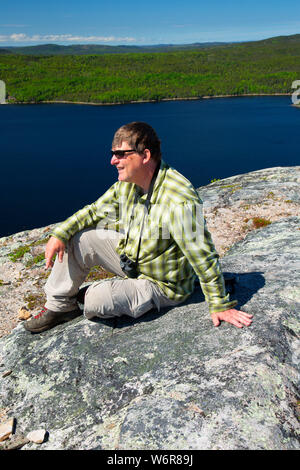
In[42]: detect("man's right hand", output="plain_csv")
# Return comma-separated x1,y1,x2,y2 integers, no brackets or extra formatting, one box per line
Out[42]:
45,236,66,269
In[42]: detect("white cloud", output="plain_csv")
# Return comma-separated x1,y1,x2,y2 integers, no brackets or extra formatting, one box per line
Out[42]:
0,24,30,27
0,33,136,44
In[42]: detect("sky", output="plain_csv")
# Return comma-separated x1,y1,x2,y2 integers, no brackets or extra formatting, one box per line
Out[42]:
0,0,300,46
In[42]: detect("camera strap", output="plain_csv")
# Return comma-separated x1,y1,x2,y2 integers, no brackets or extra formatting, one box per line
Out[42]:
124,162,160,266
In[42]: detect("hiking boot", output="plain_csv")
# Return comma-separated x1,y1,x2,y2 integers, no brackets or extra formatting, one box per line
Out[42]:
24,306,82,333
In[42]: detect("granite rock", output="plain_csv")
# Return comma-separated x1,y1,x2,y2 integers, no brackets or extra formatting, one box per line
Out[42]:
197,165,300,210
0,167,299,450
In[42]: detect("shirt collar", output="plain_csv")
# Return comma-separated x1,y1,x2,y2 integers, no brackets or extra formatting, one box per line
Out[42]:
135,159,167,200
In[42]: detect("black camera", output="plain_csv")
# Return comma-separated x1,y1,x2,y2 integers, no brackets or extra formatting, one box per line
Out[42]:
120,254,139,278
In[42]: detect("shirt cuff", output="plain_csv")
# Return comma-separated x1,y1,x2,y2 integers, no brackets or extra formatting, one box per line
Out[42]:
209,299,238,315
50,228,69,245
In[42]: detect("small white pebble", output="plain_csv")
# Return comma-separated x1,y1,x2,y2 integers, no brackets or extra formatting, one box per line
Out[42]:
26,429,47,444
113,357,128,364
144,353,155,359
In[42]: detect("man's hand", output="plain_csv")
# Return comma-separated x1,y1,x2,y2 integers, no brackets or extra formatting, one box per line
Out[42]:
45,236,66,269
211,309,253,328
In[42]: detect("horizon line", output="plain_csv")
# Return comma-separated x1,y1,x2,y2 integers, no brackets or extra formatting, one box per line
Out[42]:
0,32,299,48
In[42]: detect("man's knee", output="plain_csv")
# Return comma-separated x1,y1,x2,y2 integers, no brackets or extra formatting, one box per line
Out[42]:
84,281,116,319
83,278,156,320
70,227,96,250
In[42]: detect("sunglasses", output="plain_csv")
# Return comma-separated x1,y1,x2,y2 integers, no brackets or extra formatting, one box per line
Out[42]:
110,149,136,158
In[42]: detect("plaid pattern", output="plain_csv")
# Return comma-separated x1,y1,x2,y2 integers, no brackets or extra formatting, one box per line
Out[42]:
51,160,237,314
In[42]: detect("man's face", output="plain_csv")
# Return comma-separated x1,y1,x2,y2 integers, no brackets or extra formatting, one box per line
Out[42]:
111,140,145,185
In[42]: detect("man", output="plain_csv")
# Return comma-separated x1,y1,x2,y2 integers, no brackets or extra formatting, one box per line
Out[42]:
24,122,252,333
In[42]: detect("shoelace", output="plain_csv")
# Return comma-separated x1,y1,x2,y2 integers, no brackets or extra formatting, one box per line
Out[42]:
33,306,47,320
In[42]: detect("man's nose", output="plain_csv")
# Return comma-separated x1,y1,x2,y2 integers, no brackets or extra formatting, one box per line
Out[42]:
111,154,119,165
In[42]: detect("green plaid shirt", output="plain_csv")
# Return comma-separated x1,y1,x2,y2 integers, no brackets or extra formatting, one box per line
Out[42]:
51,160,237,314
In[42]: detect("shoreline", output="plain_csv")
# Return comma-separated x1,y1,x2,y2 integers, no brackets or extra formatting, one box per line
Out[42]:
4,92,293,106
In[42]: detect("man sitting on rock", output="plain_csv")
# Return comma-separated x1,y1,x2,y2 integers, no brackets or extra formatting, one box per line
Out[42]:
24,122,253,333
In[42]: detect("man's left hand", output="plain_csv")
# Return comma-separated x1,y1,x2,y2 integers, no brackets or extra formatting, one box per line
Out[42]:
211,309,253,328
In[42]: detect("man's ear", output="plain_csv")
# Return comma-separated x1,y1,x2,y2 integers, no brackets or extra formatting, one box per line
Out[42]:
142,149,151,163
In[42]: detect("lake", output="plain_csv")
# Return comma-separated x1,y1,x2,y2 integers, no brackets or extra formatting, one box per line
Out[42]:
1,96,299,237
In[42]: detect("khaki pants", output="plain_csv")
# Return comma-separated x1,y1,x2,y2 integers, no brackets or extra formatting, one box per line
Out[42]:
45,228,181,320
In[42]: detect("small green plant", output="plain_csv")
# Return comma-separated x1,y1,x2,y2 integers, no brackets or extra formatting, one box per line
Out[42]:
252,217,272,229
210,178,220,183
36,269,51,280
244,217,272,229
9,245,31,262
23,292,46,310
221,184,243,193
8,237,49,264
31,237,50,247
85,265,114,282
25,252,45,268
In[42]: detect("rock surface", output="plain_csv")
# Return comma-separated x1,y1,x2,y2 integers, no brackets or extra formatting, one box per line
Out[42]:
0,166,299,450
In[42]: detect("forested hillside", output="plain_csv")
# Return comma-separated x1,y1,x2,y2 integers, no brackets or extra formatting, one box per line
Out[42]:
0,42,227,55
0,34,299,104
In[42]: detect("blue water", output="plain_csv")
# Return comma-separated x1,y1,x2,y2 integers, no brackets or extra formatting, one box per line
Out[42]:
1,96,299,237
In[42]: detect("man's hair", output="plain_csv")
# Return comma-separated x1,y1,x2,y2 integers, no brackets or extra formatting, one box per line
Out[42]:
112,122,161,162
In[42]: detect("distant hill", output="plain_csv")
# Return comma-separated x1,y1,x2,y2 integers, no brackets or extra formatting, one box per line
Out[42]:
0,33,300,56
257,33,300,45
0,41,236,56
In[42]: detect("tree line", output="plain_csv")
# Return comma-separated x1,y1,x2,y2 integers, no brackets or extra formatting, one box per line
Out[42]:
0,39,299,104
